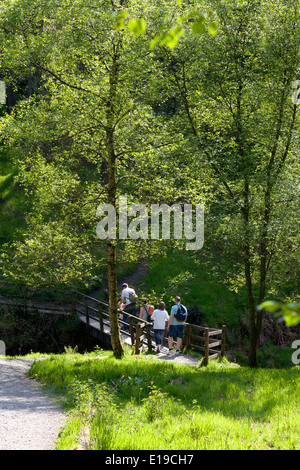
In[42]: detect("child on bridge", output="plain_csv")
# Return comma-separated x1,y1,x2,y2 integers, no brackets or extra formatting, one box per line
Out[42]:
151,301,169,353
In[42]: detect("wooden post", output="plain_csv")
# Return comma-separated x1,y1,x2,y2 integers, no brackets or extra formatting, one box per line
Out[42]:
221,325,226,357
99,304,104,332
135,323,141,354
146,323,152,351
23,287,27,314
128,316,134,346
164,324,168,348
71,291,76,315
204,327,209,366
84,296,90,333
185,324,192,351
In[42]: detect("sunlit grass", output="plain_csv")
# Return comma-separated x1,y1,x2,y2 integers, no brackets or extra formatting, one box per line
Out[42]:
26,349,300,450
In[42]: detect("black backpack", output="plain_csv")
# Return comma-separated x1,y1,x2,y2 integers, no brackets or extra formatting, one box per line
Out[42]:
174,304,187,322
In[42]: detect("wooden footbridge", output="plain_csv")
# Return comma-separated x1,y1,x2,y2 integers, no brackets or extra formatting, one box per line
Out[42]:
0,283,226,365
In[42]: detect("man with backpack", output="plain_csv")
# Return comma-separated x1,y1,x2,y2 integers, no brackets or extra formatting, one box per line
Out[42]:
118,283,138,330
167,296,187,355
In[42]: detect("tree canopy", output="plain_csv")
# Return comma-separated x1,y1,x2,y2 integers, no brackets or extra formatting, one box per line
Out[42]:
0,0,299,364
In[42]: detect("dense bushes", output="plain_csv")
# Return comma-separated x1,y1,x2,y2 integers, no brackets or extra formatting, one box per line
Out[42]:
0,307,97,355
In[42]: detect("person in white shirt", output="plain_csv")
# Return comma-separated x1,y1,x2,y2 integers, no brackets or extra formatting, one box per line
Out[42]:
118,283,137,330
119,283,136,308
151,301,169,353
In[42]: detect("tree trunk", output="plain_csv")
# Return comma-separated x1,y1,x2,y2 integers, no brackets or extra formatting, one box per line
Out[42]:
106,127,123,358
244,222,259,367
237,81,260,368
105,41,124,359
246,260,259,368
6,85,15,114
107,240,123,358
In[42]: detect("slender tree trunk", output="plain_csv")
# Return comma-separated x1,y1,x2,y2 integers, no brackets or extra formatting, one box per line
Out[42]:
6,85,15,114
106,128,123,358
236,81,259,367
107,240,123,358
257,88,297,360
105,42,124,359
245,256,258,367
242,203,259,367
242,193,260,367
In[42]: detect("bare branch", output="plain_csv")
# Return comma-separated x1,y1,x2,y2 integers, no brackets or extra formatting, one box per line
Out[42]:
33,61,103,98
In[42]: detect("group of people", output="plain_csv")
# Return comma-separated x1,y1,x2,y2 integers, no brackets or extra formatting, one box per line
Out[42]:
118,283,188,354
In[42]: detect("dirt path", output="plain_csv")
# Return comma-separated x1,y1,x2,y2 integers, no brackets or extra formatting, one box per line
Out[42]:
0,359,65,450
89,260,149,302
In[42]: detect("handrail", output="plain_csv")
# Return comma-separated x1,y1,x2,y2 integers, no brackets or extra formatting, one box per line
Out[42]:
0,283,226,362
73,294,152,326
0,282,71,294
71,290,154,354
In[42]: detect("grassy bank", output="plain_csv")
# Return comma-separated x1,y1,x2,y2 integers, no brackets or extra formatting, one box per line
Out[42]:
137,250,299,367
26,349,300,450
138,249,244,329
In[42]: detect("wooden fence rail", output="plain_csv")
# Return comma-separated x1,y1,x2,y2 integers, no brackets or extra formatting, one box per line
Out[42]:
184,323,226,365
0,283,73,314
71,290,153,354
0,283,226,363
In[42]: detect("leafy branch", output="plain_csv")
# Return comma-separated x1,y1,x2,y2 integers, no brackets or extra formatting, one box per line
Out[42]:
112,8,217,50
258,301,300,327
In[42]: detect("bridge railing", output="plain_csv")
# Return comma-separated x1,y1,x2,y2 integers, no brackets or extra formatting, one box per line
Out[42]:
71,291,226,361
0,282,72,314
183,323,226,365
71,290,153,354
0,282,226,363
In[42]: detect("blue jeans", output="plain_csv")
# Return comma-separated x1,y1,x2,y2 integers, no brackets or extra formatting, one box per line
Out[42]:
121,303,134,329
154,329,165,345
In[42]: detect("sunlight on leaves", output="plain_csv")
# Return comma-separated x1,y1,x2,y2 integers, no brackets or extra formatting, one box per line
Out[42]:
192,15,206,35
258,301,300,327
127,18,147,36
111,10,128,31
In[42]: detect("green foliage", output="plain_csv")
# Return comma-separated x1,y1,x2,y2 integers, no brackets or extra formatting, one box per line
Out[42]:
0,307,81,355
127,18,147,36
113,4,217,49
0,0,300,365
258,301,300,327
0,148,28,245
142,382,169,422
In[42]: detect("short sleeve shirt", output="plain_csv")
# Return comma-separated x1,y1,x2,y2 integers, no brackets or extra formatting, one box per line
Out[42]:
151,309,169,330
170,304,187,326
121,288,135,306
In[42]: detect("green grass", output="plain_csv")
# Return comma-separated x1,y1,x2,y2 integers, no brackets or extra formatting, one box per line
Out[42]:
26,349,300,450
139,249,243,329
138,250,300,368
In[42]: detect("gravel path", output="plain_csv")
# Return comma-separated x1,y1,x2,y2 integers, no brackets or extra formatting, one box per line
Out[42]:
0,359,65,450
